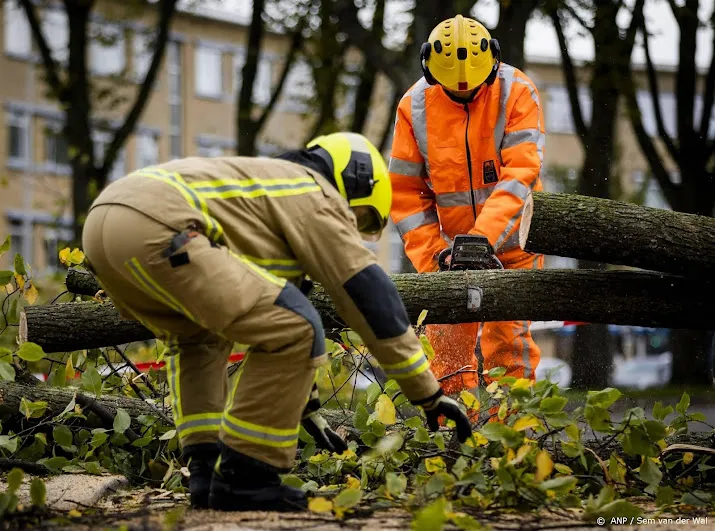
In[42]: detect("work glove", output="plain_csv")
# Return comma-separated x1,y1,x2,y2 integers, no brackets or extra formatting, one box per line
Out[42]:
301,382,348,454
436,247,452,271
413,389,472,443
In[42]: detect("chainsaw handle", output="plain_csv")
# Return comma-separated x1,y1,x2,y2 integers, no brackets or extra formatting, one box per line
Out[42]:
437,247,452,271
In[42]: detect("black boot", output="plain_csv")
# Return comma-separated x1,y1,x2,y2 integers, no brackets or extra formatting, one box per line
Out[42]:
208,442,307,512
183,442,220,509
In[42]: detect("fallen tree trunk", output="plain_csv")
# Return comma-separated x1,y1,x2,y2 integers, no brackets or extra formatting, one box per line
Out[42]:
519,191,715,277
26,269,715,352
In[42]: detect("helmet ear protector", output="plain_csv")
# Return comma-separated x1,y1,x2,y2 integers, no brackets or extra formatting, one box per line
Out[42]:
307,145,375,201
420,37,501,88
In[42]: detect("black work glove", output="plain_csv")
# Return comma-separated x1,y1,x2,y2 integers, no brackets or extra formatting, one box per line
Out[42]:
436,247,452,271
301,382,348,454
412,389,472,443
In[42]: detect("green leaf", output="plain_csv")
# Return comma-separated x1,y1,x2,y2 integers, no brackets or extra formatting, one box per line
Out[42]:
386,472,407,498
434,432,445,451
479,423,523,448
16,342,46,362
642,420,667,441
366,382,382,405
451,514,483,530
354,405,369,431
586,388,622,409
30,478,46,507
83,461,102,475
90,432,109,448
113,408,131,434
54,395,77,421
0,235,10,257
0,435,18,454
656,485,675,507
159,429,176,441
13,253,26,276
132,436,153,448
426,472,455,496
539,396,568,413
0,361,15,381
53,425,74,448
7,468,24,493
40,457,70,473
412,497,449,531
414,427,430,443
0,347,12,362
281,474,305,489
622,427,660,457
19,398,48,419
538,476,578,494
333,488,362,510
675,392,690,415
81,366,103,396
0,270,12,285
584,405,612,433
594,499,642,521
680,491,711,507
638,457,662,486
404,416,423,429
652,401,673,421
487,367,506,378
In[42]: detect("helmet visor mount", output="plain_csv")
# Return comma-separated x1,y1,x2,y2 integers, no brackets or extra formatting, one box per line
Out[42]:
341,151,374,200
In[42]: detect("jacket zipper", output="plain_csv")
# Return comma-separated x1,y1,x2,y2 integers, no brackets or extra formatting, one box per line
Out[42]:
464,104,477,222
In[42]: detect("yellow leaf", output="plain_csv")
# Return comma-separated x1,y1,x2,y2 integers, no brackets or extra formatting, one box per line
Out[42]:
14,273,25,290
309,452,329,464
58,247,71,266
565,424,580,442
425,456,446,473
375,394,397,425
419,334,435,360
511,444,533,465
682,476,694,487
68,509,82,518
512,378,533,390
506,448,515,461
466,431,488,447
460,390,478,409
683,452,694,465
535,449,554,481
489,457,501,470
334,448,357,460
4,283,13,294
308,497,333,513
498,402,507,420
23,282,38,305
486,381,499,394
66,355,74,380
416,309,428,326
69,248,85,265
345,476,360,490
554,463,572,475
513,415,540,432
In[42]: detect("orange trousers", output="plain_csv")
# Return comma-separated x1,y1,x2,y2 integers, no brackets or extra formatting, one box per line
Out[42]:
426,253,544,394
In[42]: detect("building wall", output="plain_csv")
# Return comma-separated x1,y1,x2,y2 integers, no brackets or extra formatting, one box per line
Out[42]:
0,1,709,276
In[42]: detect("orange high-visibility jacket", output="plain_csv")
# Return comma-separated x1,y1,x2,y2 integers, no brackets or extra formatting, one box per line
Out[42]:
389,63,545,273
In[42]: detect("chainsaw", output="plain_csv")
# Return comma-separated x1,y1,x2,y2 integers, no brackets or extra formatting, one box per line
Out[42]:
438,234,504,271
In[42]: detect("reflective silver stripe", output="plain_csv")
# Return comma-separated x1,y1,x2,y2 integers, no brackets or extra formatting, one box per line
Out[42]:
494,65,515,165
411,78,431,174
502,128,544,150
501,230,521,251
436,188,494,207
495,214,519,251
493,179,531,201
176,416,222,436
440,231,453,247
514,77,544,167
389,157,426,177
396,209,439,236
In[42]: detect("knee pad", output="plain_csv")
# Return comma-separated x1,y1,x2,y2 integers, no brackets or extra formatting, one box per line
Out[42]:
274,282,326,359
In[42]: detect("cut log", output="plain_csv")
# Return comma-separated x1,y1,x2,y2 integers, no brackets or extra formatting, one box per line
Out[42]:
22,269,715,353
519,191,715,277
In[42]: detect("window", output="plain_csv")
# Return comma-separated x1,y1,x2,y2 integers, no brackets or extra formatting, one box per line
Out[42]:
90,22,125,76
195,46,223,98
132,31,154,80
44,225,73,273
281,60,315,112
197,144,224,157
636,91,676,138
694,94,715,139
336,72,360,120
545,86,592,134
136,132,159,168
44,120,69,170
234,50,273,106
93,131,126,182
4,2,31,57
42,9,68,63
8,218,24,260
167,41,182,159
6,110,30,167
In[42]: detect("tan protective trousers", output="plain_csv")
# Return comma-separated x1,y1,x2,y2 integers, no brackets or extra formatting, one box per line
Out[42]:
82,204,323,471
426,253,544,394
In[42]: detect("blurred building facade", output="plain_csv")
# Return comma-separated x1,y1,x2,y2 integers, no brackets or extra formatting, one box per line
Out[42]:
0,1,708,276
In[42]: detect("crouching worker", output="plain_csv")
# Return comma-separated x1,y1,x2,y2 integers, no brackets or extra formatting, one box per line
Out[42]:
81,132,472,512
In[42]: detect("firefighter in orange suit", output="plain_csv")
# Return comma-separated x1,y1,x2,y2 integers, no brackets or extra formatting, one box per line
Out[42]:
389,15,545,394
82,132,472,512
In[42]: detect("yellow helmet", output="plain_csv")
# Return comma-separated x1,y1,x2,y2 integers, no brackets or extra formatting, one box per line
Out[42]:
420,15,501,92
306,132,391,237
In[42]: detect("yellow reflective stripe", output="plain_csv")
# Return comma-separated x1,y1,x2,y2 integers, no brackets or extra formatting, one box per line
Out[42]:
189,177,321,200
222,413,299,448
225,350,250,416
381,349,431,380
229,251,286,288
241,255,304,278
175,413,223,438
166,345,182,419
124,258,198,324
130,168,224,243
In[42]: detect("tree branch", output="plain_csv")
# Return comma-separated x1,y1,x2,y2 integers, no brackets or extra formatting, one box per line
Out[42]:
641,23,680,162
561,1,593,32
378,83,401,153
550,9,589,141
19,0,64,99
100,0,178,176
236,0,265,154
700,22,715,142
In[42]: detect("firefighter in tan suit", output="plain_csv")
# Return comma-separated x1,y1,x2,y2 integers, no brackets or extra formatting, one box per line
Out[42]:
82,132,471,512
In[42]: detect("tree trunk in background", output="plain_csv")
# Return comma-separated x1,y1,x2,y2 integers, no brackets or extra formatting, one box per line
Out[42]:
236,0,266,156
671,330,714,386
493,0,540,71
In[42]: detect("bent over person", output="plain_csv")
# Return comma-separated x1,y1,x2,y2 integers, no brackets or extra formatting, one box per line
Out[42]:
389,15,545,394
81,132,471,512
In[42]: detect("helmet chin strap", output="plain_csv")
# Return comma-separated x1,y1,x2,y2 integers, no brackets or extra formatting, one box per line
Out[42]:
442,85,481,104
